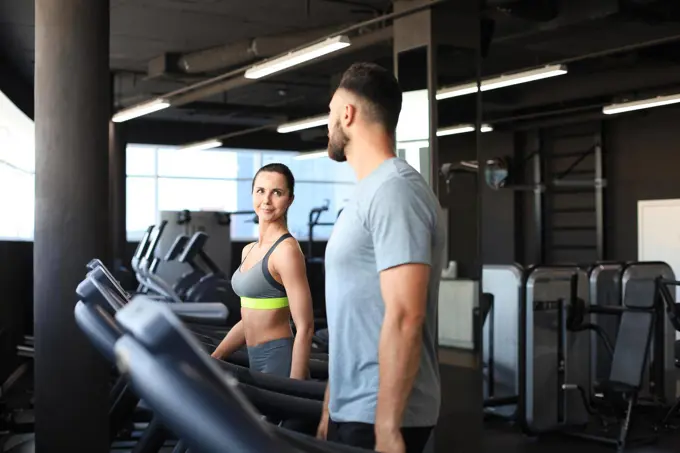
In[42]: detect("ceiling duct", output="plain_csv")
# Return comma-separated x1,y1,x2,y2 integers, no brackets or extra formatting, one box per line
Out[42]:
149,24,352,78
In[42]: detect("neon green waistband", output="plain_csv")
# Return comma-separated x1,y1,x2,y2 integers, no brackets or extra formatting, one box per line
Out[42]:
240,296,289,310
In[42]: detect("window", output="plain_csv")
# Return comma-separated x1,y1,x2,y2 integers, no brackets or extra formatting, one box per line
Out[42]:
0,89,35,241
0,83,359,243
286,182,353,241
0,163,34,240
157,178,238,212
157,147,238,179
126,144,356,242
126,177,157,241
126,145,156,176
261,151,355,183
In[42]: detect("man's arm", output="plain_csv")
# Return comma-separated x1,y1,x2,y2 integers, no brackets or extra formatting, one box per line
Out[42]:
375,264,430,434
317,382,332,439
368,178,434,436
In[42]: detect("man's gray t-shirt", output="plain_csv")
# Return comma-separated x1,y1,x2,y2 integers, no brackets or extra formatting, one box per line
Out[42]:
324,157,445,427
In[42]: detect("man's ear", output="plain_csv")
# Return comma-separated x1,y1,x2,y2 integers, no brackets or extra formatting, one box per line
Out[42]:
343,103,357,128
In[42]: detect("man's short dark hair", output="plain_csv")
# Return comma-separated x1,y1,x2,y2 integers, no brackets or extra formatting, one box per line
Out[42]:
337,62,403,134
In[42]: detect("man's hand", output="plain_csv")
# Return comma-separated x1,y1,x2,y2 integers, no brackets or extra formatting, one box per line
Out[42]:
375,426,406,453
317,384,331,440
316,412,329,440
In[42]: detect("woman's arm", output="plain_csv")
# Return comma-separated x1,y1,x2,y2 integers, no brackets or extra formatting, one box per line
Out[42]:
211,320,246,359
274,241,314,380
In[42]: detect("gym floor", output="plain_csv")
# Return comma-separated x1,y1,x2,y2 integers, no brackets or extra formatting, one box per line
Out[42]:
482,424,680,453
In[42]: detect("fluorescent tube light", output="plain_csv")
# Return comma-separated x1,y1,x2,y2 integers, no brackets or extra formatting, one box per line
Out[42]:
112,99,170,123
277,115,329,133
602,93,680,115
436,64,568,101
178,139,222,152
245,36,351,80
185,121,492,157
436,124,493,137
294,150,328,161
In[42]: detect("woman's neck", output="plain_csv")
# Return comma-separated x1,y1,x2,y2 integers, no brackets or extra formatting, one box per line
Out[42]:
258,220,288,245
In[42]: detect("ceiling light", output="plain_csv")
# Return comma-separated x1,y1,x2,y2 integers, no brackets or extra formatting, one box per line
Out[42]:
294,150,328,161
245,36,351,80
112,99,170,123
602,93,680,115
436,64,568,101
436,124,493,137
178,139,222,152
277,115,329,133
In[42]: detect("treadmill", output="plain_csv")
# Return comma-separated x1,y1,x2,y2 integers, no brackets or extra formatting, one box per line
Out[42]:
83,260,328,384
89,256,330,378
111,296,370,453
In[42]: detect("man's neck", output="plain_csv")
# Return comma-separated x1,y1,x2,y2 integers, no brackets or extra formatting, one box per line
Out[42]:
346,131,396,181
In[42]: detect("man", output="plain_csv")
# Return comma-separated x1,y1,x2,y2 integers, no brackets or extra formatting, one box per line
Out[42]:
317,62,446,453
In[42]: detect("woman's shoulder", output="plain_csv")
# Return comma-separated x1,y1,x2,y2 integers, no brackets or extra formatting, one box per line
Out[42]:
241,241,257,258
272,234,304,261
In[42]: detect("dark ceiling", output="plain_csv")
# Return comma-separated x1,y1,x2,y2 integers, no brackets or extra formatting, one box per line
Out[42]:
2,0,680,150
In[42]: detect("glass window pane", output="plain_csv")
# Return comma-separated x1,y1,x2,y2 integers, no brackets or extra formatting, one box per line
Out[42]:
230,148,261,180
0,89,35,173
286,182,355,241
126,144,157,176
261,151,355,183
0,163,34,240
231,179,258,240
126,177,157,241
157,178,238,212
157,147,239,179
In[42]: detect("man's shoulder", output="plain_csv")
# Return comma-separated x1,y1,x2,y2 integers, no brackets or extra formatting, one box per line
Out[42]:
374,170,439,211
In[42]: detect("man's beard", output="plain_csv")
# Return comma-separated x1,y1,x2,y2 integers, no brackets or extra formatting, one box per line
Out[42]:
328,122,349,162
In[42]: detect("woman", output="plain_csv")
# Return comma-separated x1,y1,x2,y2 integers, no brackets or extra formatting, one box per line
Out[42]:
211,163,314,380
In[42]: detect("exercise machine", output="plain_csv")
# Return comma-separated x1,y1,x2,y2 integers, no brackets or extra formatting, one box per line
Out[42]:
106,296,370,453
481,261,678,452
306,199,337,264
74,277,334,449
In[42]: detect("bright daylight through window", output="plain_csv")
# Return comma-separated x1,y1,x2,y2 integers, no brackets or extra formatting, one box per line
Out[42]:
126,144,356,242
0,88,354,243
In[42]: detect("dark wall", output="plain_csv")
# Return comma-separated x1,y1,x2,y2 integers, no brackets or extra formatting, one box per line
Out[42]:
436,106,680,270
0,241,32,381
604,107,680,261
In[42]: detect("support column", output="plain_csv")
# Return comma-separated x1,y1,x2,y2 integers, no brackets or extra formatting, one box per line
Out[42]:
34,1,111,452
109,121,127,270
393,2,483,453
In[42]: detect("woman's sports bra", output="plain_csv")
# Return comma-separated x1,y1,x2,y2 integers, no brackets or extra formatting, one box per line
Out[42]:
231,233,292,310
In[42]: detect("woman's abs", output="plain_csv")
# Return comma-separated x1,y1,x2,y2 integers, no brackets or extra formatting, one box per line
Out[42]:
241,307,292,347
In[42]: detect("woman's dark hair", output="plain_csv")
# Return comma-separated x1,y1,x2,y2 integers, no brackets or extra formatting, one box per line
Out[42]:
252,162,295,197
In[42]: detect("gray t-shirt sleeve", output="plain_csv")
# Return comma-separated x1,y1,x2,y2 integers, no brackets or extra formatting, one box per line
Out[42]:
367,177,433,272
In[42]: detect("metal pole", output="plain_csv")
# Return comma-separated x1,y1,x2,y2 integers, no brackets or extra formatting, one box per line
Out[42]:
594,130,605,261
